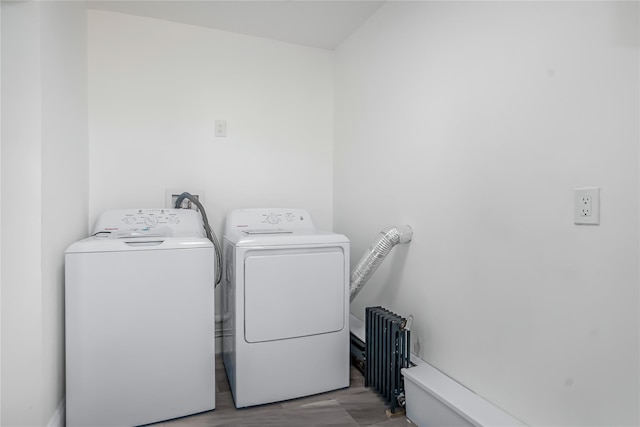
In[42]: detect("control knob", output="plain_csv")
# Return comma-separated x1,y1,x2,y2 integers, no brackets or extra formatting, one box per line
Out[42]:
144,216,158,226
266,213,280,224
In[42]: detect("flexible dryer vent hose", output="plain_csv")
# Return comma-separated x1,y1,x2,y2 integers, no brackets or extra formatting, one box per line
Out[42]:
350,225,413,302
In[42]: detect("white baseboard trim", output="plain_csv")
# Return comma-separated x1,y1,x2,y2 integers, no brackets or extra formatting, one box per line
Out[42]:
46,397,65,427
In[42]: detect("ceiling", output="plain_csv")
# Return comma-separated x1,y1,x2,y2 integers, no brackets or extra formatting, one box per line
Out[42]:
87,1,385,50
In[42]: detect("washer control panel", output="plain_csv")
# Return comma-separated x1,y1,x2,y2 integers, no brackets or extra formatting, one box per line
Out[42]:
226,208,315,234
93,208,205,238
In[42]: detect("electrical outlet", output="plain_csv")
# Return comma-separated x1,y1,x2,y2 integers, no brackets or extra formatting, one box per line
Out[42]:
579,196,592,217
165,189,204,210
574,187,600,225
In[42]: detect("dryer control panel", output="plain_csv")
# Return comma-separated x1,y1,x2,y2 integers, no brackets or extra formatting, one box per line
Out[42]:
225,208,315,234
93,208,205,238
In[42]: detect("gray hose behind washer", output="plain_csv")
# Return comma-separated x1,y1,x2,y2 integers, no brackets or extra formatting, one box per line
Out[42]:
350,225,413,302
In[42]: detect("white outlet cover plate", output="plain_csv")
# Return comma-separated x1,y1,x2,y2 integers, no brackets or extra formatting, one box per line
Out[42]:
574,187,600,225
215,120,227,137
165,189,204,209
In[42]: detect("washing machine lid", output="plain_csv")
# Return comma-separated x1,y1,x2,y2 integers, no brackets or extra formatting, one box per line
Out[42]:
66,236,213,254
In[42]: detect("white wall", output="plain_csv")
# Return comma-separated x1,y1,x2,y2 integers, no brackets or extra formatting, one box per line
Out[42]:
40,2,88,424
334,2,639,426
88,11,334,234
1,2,88,425
0,4,3,422
2,4,44,424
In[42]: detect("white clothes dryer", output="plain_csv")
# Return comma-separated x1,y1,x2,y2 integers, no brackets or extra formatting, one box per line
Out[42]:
65,209,215,427
222,208,350,408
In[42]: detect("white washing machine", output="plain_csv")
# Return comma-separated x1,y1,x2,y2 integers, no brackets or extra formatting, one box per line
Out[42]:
222,208,350,408
65,209,216,427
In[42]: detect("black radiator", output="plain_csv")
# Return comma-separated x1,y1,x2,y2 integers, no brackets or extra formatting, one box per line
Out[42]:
365,306,411,414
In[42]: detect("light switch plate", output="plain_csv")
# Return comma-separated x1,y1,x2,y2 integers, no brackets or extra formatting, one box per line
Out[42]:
215,120,227,137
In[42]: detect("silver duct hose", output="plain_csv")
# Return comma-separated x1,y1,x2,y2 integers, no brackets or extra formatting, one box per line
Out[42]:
350,225,413,302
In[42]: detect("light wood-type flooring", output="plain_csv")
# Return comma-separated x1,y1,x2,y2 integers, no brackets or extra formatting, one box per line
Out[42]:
153,356,414,427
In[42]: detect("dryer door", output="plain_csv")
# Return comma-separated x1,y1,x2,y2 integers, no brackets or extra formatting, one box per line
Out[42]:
244,247,346,343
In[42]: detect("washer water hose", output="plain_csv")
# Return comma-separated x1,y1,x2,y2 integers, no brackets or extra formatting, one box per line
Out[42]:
174,192,222,286
350,225,413,302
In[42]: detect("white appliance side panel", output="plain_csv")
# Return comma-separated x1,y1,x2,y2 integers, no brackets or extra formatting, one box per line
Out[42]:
222,239,237,394
244,248,345,343
65,247,215,427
